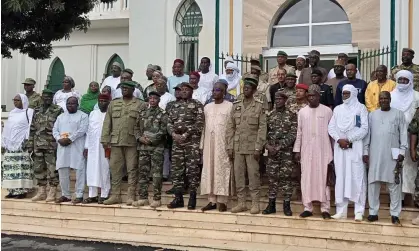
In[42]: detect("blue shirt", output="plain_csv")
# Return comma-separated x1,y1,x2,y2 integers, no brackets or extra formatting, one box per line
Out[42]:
334,79,368,106
168,74,189,95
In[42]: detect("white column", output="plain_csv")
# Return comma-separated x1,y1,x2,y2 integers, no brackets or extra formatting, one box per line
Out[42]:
379,0,391,49
412,0,419,63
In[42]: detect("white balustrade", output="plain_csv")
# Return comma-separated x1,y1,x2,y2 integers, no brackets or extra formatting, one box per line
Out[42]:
88,0,129,20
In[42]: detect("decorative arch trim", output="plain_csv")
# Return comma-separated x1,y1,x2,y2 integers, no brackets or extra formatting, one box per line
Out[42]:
173,0,203,38
46,57,65,92
102,53,125,82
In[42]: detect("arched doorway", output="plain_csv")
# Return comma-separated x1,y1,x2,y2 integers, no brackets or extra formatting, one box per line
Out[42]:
47,57,65,93
264,0,358,70
102,54,125,82
174,0,203,73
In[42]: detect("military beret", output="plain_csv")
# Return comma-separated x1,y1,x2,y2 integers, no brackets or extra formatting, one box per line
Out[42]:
308,50,321,57
123,68,134,75
119,81,136,87
243,76,259,87
286,72,297,78
402,48,415,55
311,69,323,76
42,88,54,94
148,91,161,98
180,82,194,90
296,83,309,91
277,51,288,57
22,78,36,85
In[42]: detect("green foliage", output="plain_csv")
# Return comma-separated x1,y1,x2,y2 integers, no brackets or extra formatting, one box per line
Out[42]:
1,0,116,59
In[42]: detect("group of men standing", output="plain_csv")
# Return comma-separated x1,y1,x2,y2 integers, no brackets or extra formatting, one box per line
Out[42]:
19,46,419,225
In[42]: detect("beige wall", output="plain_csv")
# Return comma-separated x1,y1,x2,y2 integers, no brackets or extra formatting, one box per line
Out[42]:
243,0,380,54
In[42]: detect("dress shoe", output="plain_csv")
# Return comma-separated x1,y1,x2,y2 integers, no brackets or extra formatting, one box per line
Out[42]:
82,197,98,204
391,216,401,225
262,198,276,215
218,203,227,212
201,202,217,212
72,197,83,204
5,193,16,199
167,190,184,209
321,212,331,220
299,211,313,218
55,196,71,203
98,197,108,204
15,193,27,199
367,215,379,222
283,200,292,216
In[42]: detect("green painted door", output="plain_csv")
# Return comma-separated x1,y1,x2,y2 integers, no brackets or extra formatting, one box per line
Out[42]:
48,58,65,93
106,55,125,77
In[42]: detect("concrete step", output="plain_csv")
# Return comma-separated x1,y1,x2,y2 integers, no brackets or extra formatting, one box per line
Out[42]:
2,200,419,251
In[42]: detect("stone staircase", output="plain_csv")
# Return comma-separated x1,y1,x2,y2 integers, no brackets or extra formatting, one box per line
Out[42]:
2,198,419,251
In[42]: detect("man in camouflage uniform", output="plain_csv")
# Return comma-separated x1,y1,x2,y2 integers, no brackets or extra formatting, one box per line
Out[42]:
226,78,267,214
288,83,309,114
391,48,419,91
167,82,204,210
101,81,148,205
22,78,42,109
268,51,295,85
283,72,297,100
408,109,419,225
30,89,63,202
133,91,167,208
263,91,297,216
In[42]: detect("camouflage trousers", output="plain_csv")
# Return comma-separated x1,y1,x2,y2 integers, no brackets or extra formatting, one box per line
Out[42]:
33,148,59,187
138,148,164,201
171,141,201,193
266,151,294,200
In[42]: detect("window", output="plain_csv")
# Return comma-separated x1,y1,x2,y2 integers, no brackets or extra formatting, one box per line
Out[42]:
175,0,203,72
270,0,352,47
47,57,65,93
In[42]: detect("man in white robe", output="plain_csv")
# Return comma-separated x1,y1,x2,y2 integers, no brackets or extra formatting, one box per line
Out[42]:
53,96,88,204
200,82,233,212
101,62,122,91
198,57,219,93
328,85,368,221
390,70,419,198
82,94,111,204
293,84,333,219
363,91,407,225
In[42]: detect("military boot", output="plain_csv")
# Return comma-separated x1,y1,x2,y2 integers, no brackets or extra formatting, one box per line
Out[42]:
250,199,260,214
150,200,162,208
132,199,149,207
187,191,197,210
31,186,47,201
283,200,293,216
104,194,122,205
167,190,184,209
45,186,57,202
231,200,247,213
262,198,276,215
126,187,135,206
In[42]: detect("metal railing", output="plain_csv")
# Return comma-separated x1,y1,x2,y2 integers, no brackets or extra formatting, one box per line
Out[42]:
218,52,263,75
357,41,398,82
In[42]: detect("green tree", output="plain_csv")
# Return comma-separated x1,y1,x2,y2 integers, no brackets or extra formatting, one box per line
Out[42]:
1,0,116,59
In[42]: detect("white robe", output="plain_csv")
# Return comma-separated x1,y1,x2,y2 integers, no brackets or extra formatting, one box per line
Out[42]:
101,76,120,91
159,92,176,110
328,103,368,204
193,87,211,105
85,110,109,188
199,72,219,93
53,111,88,170
53,90,81,113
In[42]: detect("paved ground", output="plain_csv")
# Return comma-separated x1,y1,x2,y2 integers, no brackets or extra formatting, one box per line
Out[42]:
1,234,180,251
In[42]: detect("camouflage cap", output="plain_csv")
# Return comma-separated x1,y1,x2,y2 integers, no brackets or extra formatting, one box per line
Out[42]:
22,78,36,85
42,88,54,95
119,81,136,88
243,75,259,87
123,68,134,75
251,65,262,71
275,89,289,98
402,48,415,55
286,72,297,78
180,82,194,90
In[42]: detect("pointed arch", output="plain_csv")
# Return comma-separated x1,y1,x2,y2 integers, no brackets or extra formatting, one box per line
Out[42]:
174,0,203,37
104,53,125,78
46,57,65,93
267,0,352,48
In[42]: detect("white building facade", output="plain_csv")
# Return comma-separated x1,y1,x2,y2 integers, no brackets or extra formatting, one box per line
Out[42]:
1,0,243,111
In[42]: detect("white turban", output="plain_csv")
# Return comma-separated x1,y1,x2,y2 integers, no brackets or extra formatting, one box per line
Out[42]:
337,84,362,132
391,70,414,113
